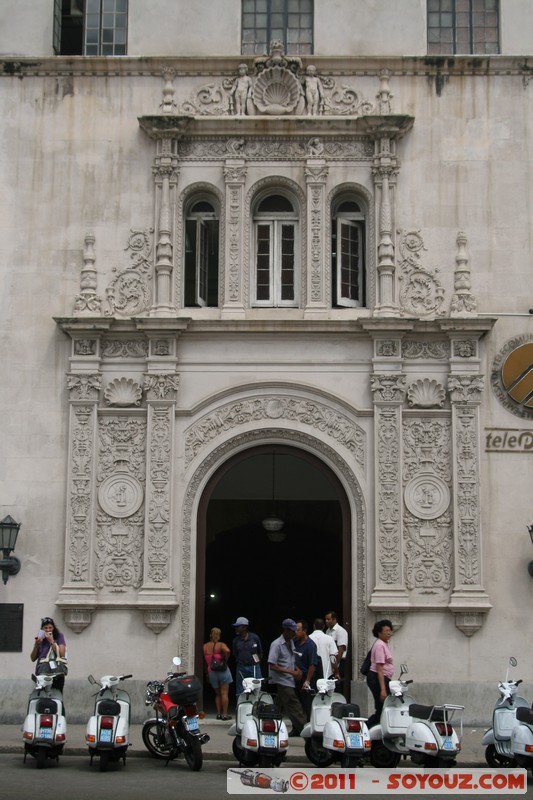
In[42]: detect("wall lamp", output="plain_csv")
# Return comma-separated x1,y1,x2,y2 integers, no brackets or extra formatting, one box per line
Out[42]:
0,515,21,585
528,524,533,578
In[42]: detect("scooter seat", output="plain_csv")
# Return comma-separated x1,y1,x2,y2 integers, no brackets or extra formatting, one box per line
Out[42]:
252,701,281,720
409,704,446,722
97,699,121,715
516,706,533,725
36,699,58,714
331,702,361,719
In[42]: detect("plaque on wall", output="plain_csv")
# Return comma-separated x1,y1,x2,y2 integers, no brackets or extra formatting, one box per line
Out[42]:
0,604,23,651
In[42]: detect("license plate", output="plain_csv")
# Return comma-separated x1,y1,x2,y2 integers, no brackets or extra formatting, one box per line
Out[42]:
186,717,199,732
39,728,52,739
443,738,455,751
348,733,362,749
263,734,276,747
99,729,112,742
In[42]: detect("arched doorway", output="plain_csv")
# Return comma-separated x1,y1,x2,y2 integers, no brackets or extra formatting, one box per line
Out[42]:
195,444,352,707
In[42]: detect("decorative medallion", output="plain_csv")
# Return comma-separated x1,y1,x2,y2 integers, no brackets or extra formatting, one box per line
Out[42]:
404,474,450,520
98,473,144,518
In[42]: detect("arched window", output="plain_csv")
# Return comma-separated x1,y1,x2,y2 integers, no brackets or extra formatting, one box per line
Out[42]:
331,198,366,308
252,193,299,307
184,198,219,307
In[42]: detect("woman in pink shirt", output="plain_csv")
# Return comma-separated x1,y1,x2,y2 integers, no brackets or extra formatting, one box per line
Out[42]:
366,619,394,728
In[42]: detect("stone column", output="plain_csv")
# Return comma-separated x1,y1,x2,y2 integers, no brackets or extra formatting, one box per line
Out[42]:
152,137,179,316
304,160,329,318
447,367,491,635
373,148,399,317
222,160,247,318
139,341,180,633
369,338,409,613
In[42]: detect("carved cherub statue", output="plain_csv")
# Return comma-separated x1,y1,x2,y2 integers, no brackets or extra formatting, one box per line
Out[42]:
304,65,324,115
230,63,253,115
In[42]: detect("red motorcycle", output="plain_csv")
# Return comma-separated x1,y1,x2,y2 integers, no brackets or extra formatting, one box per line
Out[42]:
142,657,209,771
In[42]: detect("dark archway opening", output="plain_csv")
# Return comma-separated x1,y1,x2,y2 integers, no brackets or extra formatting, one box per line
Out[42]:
195,444,351,712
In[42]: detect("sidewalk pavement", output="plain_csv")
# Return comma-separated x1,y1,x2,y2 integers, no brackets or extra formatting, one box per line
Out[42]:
0,718,488,766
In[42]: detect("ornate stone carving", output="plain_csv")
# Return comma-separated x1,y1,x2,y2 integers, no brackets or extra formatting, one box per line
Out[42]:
144,373,180,401
402,340,450,359
67,405,96,583
179,428,367,681
407,378,446,408
98,417,147,484
448,375,484,404
74,232,102,315
74,339,97,356
370,374,406,403
450,231,478,317
104,377,143,407
179,43,373,118
145,406,173,584
98,473,144,518
104,229,153,317
94,512,144,590
160,68,177,114
453,612,485,637
376,340,399,357
397,229,446,318
101,339,148,359
375,406,402,584
454,407,481,586
184,395,365,469
404,474,450,519
403,419,452,485
67,373,101,401
62,607,94,634
453,339,477,359
142,607,174,634
178,136,373,162
404,512,453,592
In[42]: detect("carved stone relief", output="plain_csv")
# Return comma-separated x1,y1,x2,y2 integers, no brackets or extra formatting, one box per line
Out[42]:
397,229,446,318
184,394,366,471
101,340,148,359
375,406,402,585
406,378,446,408
103,377,143,407
178,137,374,162
67,405,97,583
144,405,174,584
104,229,154,318
402,340,450,360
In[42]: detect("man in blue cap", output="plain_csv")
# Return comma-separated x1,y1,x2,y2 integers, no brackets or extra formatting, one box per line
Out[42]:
268,618,307,737
231,616,263,696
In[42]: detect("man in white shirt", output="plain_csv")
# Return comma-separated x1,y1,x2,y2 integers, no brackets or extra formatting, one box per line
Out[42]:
325,611,348,679
309,618,338,680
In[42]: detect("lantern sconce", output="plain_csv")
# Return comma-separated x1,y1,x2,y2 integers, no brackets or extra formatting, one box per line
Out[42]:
0,515,21,585
527,524,533,578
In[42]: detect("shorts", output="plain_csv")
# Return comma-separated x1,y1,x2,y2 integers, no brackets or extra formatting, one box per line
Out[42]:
208,667,233,689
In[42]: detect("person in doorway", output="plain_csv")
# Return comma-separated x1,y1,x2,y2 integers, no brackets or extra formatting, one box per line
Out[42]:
268,619,307,737
294,619,318,720
231,616,263,696
203,626,233,720
30,616,67,693
366,619,394,728
309,617,338,681
325,610,348,679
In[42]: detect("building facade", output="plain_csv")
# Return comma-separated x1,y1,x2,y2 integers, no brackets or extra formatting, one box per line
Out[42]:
1,0,532,721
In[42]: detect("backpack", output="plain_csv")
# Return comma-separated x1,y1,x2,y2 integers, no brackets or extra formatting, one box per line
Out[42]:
359,643,374,676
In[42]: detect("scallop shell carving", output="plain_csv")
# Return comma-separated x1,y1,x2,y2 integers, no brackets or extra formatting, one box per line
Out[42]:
407,378,446,408
252,66,301,114
104,377,142,407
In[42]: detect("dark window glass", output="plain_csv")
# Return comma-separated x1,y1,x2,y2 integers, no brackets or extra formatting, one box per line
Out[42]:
54,0,128,56
427,0,499,54
242,0,313,55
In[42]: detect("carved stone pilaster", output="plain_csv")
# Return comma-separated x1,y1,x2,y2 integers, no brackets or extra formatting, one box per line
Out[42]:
138,372,179,626
447,373,491,634
369,373,410,610
152,138,179,316
372,135,400,316
222,160,247,316
304,160,329,317
450,232,478,318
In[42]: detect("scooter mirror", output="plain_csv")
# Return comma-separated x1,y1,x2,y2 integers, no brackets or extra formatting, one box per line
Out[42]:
399,663,408,675
172,656,182,667
88,674,97,684
509,657,517,667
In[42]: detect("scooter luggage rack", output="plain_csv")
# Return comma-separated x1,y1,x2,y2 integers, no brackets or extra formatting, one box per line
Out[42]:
409,703,465,740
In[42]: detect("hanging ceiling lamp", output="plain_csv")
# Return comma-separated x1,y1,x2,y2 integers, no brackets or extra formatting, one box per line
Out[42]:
262,453,286,542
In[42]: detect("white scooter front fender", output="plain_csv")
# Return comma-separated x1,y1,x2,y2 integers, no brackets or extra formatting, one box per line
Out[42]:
482,728,495,746
369,724,384,741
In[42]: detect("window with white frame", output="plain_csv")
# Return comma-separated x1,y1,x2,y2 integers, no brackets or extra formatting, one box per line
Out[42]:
242,0,313,55
253,193,299,307
331,198,366,308
184,199,219,308
53,0,128,56
427,0,499,55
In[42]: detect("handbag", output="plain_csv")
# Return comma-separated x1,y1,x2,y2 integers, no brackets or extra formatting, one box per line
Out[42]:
210,644,227,672
36,645,68,676
359,643,374,677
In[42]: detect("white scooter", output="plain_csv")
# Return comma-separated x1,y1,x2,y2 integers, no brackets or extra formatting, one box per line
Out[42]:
482,656,528,768
228,677,289,768
22,673,67,768
322,699,371,766
406,697,464,767
511,697,533,777
368,664,416,768
86,672,132,771
301,677,347,766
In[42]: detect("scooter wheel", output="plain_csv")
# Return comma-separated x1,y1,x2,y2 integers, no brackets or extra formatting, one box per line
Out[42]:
369,741,401,768
232,737,259,766
485,744,516,769
304,737,335,767
99,751,110,772
183,735,203,771
36,747,47,770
